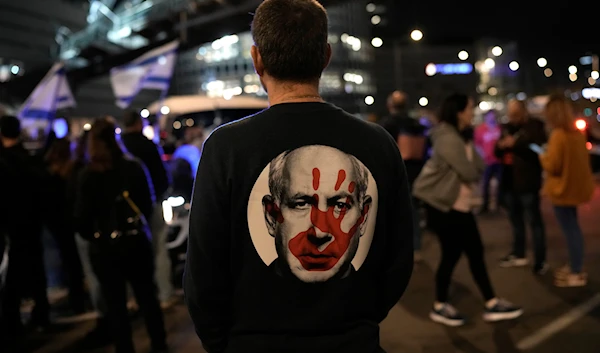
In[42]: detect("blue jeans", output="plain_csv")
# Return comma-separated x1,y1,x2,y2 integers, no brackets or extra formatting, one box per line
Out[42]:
75,234,107,316
504,192,547,267
553,206,584,273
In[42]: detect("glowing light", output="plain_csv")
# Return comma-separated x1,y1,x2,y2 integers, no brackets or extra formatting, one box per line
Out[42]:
419,97,428,106
365,96,375,105
575,119,587,131
568,65,578,74
488,87,498,96
544,68,553,77
569,73,578,82
537,58,547,67
371,15,381,25
115,127,121,135
484,58,495,69
83,123,92,131
52,118,68,138
366,3,376,12
479,101,491,110
160,106,170,115
142,125,155,140
10,65,19,75
167,196,185,207
371,37,383,48
186,118,194,127
589,77,596,86
140,109,150,118
592,71,600,80
491,46,503,56
162,201,173,224
586,142,592,150
458,50,469,60
173,121,182,129
410,29,423,41
509,61,519,71
425,63,437,76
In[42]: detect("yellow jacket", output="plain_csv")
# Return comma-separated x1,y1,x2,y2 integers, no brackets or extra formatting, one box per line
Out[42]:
540,129,595,206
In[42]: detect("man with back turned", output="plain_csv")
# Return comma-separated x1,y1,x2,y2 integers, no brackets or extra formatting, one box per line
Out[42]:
184,1,414,352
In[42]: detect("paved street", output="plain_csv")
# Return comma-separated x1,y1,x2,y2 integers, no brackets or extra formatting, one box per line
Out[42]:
24,186,600,353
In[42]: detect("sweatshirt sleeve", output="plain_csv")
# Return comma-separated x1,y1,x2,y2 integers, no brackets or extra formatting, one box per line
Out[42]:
540,130,565,177
184,132,232,353
435,133,479,183
379,127,414,318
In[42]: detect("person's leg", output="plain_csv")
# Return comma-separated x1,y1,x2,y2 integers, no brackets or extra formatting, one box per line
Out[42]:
50,224,85,313
500,192,528,266
521,193,547,270
491,164,503,210
27,231,50,327
553,206,584,273
125,235,167,351
1,246,25,337
90,246,135,353
150,203,173,303
461,213,496,301
75,234,106,315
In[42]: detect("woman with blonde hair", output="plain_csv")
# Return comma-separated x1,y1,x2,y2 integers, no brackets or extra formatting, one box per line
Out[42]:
540,95,595,287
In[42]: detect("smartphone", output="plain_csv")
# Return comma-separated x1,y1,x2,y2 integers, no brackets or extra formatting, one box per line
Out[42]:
529,143,543,154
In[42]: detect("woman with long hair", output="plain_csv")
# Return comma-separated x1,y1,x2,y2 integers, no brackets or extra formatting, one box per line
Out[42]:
413,94,522,327
74,117,167,353
540,95,594,287
44,138,86,314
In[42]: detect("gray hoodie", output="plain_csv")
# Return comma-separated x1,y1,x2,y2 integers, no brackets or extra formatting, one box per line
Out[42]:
413,122,485,212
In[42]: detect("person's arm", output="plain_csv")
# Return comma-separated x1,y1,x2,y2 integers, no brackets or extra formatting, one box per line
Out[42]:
130,160,155,222
147,140,171,199
512,119,546,161
539,130,564,176
377,127,414,318
184,132,232,353
435,133,479,182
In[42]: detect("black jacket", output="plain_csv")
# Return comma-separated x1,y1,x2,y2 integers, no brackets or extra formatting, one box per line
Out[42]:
494,118,547,193
121,132,170,199
73,157,155,240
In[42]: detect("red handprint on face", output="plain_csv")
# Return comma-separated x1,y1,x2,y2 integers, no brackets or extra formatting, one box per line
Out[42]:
288,168,369,271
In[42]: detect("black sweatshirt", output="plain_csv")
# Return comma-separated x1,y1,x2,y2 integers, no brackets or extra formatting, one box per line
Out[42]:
184,102,414,353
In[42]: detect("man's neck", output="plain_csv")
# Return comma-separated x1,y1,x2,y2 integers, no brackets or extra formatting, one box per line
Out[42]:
266,80,323,106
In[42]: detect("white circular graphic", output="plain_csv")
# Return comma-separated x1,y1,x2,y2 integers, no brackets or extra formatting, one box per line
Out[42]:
247,145,378,283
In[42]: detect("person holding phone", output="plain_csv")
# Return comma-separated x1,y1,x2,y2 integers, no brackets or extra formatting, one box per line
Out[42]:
540,95,594,287
494,99,548,274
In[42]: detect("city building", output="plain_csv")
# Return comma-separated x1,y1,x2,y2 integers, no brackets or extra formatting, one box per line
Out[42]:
171,0,375,115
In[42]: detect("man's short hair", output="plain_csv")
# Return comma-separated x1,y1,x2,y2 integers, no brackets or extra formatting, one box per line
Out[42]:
268,150,369,204
0,115,21,139
123,110,142,128
251,0,329,82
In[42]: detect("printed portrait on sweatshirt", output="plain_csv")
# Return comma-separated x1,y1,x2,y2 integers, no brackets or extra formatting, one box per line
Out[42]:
247,145,378,283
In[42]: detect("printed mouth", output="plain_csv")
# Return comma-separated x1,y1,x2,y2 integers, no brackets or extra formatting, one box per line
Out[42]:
301,253,334,259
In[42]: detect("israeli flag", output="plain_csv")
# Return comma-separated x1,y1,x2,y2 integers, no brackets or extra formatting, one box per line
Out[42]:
110,40,179,109
18,63,76,119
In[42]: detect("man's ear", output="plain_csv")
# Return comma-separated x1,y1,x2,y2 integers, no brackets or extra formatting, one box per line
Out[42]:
324,43,332,70
251,45,265,77
358,195,373,236
262,195,282,237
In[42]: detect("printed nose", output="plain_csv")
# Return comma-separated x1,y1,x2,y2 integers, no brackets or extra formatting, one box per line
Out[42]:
307,228,333,247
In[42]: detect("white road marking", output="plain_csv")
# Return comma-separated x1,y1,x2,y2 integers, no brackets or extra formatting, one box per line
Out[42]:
516,293,600,350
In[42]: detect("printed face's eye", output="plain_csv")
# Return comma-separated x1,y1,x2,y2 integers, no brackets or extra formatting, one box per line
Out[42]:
291,200,311,210
334,201,351,213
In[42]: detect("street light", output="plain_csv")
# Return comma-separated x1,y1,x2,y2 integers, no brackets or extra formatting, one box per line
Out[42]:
371,37,383,48
568,65,578,74
410,29,423,41
458,50,469,60
544,68,553,77
484,58,495,70
569,73,578,82
425,63,436,76
371,15,381,25
366,3,376,12
491,46,503,57
419,97,429,106
365,96,375,105
140,109,150,118
509,61,519,71
537,57,547,68
592,71,600,80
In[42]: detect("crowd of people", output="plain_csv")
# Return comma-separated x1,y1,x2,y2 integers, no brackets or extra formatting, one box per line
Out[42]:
0,112,194,353
0,0,597,352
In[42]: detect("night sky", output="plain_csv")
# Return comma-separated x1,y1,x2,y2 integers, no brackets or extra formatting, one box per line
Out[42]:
375,0,597,66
